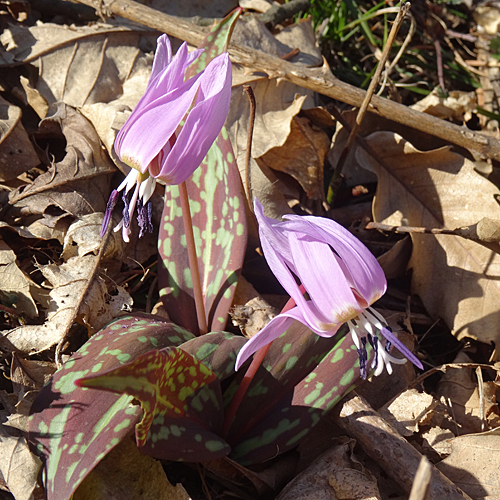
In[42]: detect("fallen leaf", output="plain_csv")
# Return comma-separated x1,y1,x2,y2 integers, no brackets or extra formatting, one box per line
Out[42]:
0,240,39,318
0,23,156,111
73,436,191,500
1,217,131,354
411,89,476,123
0,424,42,500
436,352,500,433
436,428,500,499
0,95,39,180
9,103,116,218
379,389,440,437
355,132,500,353
260,116,330,200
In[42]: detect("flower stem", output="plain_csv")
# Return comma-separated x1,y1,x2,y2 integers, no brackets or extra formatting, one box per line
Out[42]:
179,181,208,336
221,293,298,438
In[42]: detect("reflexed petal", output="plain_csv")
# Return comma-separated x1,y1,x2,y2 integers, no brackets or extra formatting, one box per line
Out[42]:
254,199,293,268
288,232,362,325
158,54,232,184
117,76,202,172
150,34,172,81
283,215,386,304
235,315,295,371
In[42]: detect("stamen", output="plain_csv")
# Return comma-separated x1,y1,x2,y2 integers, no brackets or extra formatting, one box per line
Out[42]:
137,200,154,238
101,189,119,237
367,333,379,371
357,336,368,380
122,192,131,228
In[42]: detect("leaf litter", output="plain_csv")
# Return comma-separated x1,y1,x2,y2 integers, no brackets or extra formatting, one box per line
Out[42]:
1,1,500,499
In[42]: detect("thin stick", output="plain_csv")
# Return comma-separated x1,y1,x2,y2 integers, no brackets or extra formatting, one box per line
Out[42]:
242,85,255,209
328,2,411,203
366,221,457,235
409,456,432,500
179,181,208,335
221,292,298,437
71,0,500,162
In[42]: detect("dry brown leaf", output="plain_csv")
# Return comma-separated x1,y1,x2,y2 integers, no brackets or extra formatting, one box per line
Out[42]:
9,103,116,219
436,352,500,434
436,428,500,499
73,436,191,500
0,95,39,180
0,424,42,500
260,116,330,200
411,89,476,123
376,236,412,280
379,389,439,437
354,132,500,353
0,23,156,112
277,439,381,500
0,240,40,318
0,214,131,354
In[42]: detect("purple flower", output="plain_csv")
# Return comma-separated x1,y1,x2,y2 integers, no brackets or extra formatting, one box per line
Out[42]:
101,35,232,242
235,199,423,378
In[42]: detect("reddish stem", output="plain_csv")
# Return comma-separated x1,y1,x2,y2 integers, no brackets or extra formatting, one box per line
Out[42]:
220,290,302,438
179,181,208,336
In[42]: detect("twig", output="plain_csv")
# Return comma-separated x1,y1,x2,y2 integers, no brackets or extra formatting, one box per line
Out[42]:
434,38,446,94
69,0,500,162
242,85,256,209
331,392,473,500
366,221,457,235
409,456,432,500
475,366,486,432
328,2,411,203
258,0,310,27
179,181,207,336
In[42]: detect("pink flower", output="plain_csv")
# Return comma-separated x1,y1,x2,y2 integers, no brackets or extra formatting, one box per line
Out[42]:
235,199,423,378
101,35,232,242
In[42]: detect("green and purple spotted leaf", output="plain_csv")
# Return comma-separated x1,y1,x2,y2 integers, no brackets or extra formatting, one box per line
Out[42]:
76,347,222,446
228,327,362,465
158,9,247,335
28,314,194,500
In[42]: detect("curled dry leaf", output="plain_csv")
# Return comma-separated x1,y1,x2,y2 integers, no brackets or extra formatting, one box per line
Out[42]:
0,95,39,181
259,116,330,200
73,436,191,500
9,103,116,218
410,89,476,123
436,428,500,499
0,424,42,500
436,352,500,434
277,438,381,500
0,240,40,319
355,132,500,354
379,389,440,437
0,215,131,354
0,23,157,112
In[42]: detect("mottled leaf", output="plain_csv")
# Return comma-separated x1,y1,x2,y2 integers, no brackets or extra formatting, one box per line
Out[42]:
230,328,361,465
185,8,242,80
28,313,194,500
158,131,247,334
158,9,246,334
77,347,230,461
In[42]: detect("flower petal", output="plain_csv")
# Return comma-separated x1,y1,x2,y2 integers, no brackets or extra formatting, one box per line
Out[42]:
150,34,172,81
157,54,232,184
117,75,202,172
235,315,295,370
288,232,363,325
284,215,386,304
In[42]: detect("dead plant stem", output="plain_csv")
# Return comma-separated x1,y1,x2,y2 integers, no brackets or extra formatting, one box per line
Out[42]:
243,85,255,209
